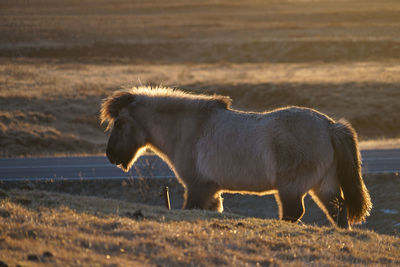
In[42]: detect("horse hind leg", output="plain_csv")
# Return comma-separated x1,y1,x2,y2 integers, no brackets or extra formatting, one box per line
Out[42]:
184,180,223,212
311,186,349,229
276,190,306,223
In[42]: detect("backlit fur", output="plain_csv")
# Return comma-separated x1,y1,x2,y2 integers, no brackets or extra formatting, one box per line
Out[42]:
101,86,372,228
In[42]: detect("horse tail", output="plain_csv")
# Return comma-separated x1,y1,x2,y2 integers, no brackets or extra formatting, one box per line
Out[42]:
329,119,372,224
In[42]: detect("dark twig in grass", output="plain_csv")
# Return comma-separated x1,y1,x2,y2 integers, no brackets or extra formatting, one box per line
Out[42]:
164,186,171,210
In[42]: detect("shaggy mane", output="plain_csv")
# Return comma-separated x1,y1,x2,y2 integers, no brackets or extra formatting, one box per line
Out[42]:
100,86,232,129
131,86,231,108
100,90,136,130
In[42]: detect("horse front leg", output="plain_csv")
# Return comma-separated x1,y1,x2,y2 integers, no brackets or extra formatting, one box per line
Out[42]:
183,180,223,212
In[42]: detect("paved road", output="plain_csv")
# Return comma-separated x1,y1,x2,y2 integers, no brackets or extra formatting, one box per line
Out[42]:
0,149,399,181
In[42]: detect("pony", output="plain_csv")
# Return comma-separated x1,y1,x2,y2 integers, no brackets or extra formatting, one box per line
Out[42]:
100,86,372,229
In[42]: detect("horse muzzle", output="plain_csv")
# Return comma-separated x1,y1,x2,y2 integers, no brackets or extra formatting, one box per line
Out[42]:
106,148,118,165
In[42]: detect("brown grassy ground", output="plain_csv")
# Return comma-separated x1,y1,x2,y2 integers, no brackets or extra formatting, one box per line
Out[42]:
1,177,400,267
1,0,400,157
2,173,399,237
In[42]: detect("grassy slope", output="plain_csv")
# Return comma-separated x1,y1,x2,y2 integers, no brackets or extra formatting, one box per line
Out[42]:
1,189,400,267
2,173,399,236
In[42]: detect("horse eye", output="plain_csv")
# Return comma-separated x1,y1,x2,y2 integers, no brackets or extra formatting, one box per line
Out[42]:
114,120,123,130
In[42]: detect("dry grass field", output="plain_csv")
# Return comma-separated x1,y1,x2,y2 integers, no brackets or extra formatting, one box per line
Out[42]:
1,61,400,157
1,174,400,266
2,173,399,236
2,61,400,157
1,0,400,265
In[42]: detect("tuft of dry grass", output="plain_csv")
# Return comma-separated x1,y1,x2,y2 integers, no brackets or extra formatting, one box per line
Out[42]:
1,188,400,266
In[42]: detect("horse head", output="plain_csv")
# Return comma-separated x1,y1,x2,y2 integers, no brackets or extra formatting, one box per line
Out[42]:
101,91,146,171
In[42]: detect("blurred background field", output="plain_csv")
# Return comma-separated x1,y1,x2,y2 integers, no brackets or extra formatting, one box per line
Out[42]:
1,0,400,157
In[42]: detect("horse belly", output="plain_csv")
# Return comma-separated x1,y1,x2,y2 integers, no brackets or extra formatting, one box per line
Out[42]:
196,148,276,193
222,171,276,194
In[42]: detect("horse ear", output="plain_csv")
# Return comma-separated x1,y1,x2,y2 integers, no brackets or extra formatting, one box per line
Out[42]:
101,91,136,123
